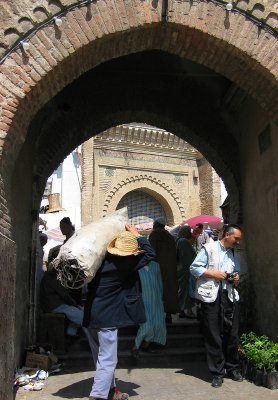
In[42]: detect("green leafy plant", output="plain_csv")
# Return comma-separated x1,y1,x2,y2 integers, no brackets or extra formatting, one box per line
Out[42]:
240,332,278,372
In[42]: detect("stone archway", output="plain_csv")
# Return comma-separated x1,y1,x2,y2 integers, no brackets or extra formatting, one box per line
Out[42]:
0,1,278,397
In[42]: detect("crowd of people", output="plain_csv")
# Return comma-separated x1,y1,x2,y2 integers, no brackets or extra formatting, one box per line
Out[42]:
36,216,243,399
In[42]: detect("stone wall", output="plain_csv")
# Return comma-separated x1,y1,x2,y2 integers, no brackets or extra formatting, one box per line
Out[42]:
81,138,94,225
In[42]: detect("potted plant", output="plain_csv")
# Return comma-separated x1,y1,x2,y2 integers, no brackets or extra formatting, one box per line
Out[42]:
240,332,278,389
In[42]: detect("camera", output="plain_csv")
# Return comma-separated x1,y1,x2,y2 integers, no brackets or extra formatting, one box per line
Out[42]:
226,272,236,283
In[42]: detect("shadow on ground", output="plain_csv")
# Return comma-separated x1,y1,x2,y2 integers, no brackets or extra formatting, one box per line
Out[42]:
52,378,140,399
175,361,211,383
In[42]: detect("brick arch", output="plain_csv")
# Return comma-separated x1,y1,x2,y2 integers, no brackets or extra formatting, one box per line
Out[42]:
0,0,277,176
102,175,186,225
1,1,277,56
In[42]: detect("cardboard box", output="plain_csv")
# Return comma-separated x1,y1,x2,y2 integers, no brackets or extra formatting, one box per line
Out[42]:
25,352,51,371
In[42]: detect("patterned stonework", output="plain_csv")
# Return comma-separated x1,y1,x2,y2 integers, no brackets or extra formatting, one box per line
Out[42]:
81,124,221,226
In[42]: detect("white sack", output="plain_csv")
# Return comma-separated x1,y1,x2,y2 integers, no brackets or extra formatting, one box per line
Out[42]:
51,207,128,289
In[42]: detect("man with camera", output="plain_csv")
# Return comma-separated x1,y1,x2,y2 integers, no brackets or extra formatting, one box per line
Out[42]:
190,224,243,388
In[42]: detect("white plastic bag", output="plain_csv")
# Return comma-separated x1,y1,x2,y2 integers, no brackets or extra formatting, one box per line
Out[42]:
52,207,128,289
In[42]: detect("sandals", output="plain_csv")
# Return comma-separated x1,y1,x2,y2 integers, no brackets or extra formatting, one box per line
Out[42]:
140,341,157,353
184,311,196,319
110,387,129,400
179,311,186,318
131,347,140,359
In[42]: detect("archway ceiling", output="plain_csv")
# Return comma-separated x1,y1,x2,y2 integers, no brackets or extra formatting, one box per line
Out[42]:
29,50,241,196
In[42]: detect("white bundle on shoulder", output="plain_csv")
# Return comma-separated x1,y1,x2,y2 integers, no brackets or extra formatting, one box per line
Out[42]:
51,207,128,289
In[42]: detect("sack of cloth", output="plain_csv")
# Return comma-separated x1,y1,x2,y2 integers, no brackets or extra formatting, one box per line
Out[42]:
51,207,128,289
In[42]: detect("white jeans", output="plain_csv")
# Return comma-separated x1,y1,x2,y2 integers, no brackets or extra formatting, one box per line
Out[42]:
85,327,117,399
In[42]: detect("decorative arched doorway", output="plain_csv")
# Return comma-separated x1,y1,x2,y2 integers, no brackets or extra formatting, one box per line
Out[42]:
102,174,185,226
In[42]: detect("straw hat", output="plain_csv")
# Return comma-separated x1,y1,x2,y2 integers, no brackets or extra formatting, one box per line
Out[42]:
46,193,65,213
107,231,144,256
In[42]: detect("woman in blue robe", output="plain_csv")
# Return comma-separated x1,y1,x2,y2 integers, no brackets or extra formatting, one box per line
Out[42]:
131,260,166,357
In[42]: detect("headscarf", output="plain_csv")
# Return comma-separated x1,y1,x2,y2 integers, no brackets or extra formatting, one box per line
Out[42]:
153,217,166,230
178,225,192,239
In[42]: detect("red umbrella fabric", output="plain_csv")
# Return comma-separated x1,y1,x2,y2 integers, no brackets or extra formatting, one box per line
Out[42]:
181,215,223,229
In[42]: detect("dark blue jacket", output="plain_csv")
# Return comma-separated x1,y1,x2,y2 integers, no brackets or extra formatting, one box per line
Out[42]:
83,236,156,328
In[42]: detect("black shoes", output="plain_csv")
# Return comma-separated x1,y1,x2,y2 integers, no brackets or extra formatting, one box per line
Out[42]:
211,370,243,387
211,376,223,388
227,370,243,381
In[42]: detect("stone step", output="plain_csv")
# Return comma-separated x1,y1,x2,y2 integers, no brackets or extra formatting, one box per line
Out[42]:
70,332,204,352
59,345,206,369
57,315,205,368
59,324,205,368
120,332,204,349
118,318,201,336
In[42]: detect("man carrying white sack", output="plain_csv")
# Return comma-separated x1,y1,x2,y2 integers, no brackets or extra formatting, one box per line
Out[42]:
83,224,156,400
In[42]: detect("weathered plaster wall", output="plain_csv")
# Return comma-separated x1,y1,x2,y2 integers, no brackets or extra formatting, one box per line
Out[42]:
239,99,278,339
11,135,36,365
0,234,16,400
